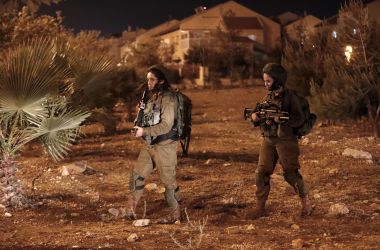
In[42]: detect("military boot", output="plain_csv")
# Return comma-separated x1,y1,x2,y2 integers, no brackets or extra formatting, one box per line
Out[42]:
300,195,313,217
124,196,138,220
247,198,267,219
158,205,181,224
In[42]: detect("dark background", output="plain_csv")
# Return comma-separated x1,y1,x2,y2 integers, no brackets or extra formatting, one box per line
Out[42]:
39,0,349,36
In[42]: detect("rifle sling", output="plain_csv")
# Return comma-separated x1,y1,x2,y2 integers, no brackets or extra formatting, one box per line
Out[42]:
151,129,179,145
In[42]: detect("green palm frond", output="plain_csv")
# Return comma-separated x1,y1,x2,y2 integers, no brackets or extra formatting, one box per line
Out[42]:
0,38,71,122
30,107,90,161
67,51,114,95
0,126,35,160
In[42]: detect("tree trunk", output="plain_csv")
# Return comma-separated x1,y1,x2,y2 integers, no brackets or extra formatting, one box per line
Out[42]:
0,160,29,208
366,100,379,138
374,104,380,138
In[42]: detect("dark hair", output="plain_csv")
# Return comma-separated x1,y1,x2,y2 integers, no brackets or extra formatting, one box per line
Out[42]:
262,63,287,85
148,66,169,91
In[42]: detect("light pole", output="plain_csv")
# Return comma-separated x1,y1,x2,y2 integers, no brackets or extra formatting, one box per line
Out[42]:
247,35,256,85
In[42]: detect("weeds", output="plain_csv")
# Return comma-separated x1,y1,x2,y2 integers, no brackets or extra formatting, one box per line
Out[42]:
169,208,208,249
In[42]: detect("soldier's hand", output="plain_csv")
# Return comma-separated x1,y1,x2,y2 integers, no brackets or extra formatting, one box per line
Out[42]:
251,112,260,122
274,116,280,124
133,126,144,137
265,119,274,126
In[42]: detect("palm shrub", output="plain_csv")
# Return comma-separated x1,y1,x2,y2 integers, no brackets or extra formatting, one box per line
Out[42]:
0,38,90,208
60,40,116,135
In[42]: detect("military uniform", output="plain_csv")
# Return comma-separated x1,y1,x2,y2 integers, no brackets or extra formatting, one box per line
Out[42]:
250,62,312,218
255,88,309,201
128,90,181,220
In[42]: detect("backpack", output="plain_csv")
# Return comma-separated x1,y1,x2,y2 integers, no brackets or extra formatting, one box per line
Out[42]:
173,91,192,156
290,92,317,138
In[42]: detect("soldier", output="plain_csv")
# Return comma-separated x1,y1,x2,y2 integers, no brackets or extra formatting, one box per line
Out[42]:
249,63,313,219
125,66,181,224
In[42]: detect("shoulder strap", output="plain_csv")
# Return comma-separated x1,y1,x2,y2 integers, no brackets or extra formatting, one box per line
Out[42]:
281,89,294,112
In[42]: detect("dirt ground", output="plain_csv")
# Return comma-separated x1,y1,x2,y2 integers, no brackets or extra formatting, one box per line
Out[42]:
1,87,379,249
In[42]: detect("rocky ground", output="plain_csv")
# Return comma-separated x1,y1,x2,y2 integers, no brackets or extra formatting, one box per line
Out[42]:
0,87,379,249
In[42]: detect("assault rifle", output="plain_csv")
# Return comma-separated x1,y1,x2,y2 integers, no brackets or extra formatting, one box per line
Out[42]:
244,101,290,124
131,89,148,134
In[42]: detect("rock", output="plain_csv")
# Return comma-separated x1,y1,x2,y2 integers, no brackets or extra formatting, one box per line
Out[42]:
61,167,70,176
132,219,150,227
342,148,372,160
205,159,212,165
291,238,304,248
156,186,166,194
247,224,255,230
313,194,321,199
329,140,338,144
223,163,232,167
367,137,375,142
4,212,12,217
61,161,96,176
328,203,349,216
301,138,309,145
174,220,181,225
328,169,339,174
127,233,138,242
291,224,300,230
145,183,158,191
108,208,120,217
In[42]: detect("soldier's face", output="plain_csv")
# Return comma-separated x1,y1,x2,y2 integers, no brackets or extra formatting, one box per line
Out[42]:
147,72,159,90
263,73,274,90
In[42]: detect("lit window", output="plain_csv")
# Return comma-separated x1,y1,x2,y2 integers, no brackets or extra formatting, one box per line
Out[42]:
345,45,353,62
248,34,256,41
332,31,337,38
353,28,357,35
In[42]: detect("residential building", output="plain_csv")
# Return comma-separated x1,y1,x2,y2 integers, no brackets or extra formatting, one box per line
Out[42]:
130,0,281,64
284,14,322,42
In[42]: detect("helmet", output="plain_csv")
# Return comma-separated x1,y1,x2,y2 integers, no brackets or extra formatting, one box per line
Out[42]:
262,63,287,86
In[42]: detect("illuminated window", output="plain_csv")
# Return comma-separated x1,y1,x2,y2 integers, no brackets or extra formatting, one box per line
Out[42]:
332,31,337,38
345,45,353,62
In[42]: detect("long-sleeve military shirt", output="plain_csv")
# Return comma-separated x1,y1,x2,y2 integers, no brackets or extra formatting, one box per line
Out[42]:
142,91,177,144
260,88,305,139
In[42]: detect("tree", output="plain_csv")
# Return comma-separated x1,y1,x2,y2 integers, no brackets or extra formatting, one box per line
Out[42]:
0,39,90,208
283,18,330,97
0,6,69,50
309,0,380,136
0,0,60,14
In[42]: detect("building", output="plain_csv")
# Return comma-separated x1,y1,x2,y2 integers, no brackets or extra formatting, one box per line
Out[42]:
126,0,281,64
284,14,322,42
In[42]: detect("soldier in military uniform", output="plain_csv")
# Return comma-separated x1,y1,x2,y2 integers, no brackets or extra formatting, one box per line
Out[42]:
249,63,313,218
125,66,181,224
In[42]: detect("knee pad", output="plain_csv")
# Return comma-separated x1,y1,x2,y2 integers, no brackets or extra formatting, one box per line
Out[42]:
129,172,145,191
283,170,305,194
164,186,180,208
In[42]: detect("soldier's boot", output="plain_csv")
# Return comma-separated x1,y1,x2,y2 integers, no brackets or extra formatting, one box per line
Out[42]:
247,198,267,219
158,187,181,224
300,195,313,217
124,196,138,220
158,205,181,224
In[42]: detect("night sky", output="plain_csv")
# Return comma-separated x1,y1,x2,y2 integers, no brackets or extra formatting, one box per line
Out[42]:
38,0,349,36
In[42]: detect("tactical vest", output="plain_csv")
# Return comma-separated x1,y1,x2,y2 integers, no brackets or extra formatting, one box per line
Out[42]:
142,92,178,145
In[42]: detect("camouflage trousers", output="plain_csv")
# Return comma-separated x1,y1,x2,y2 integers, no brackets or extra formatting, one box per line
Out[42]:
255,137,309,200
129,140,180,209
